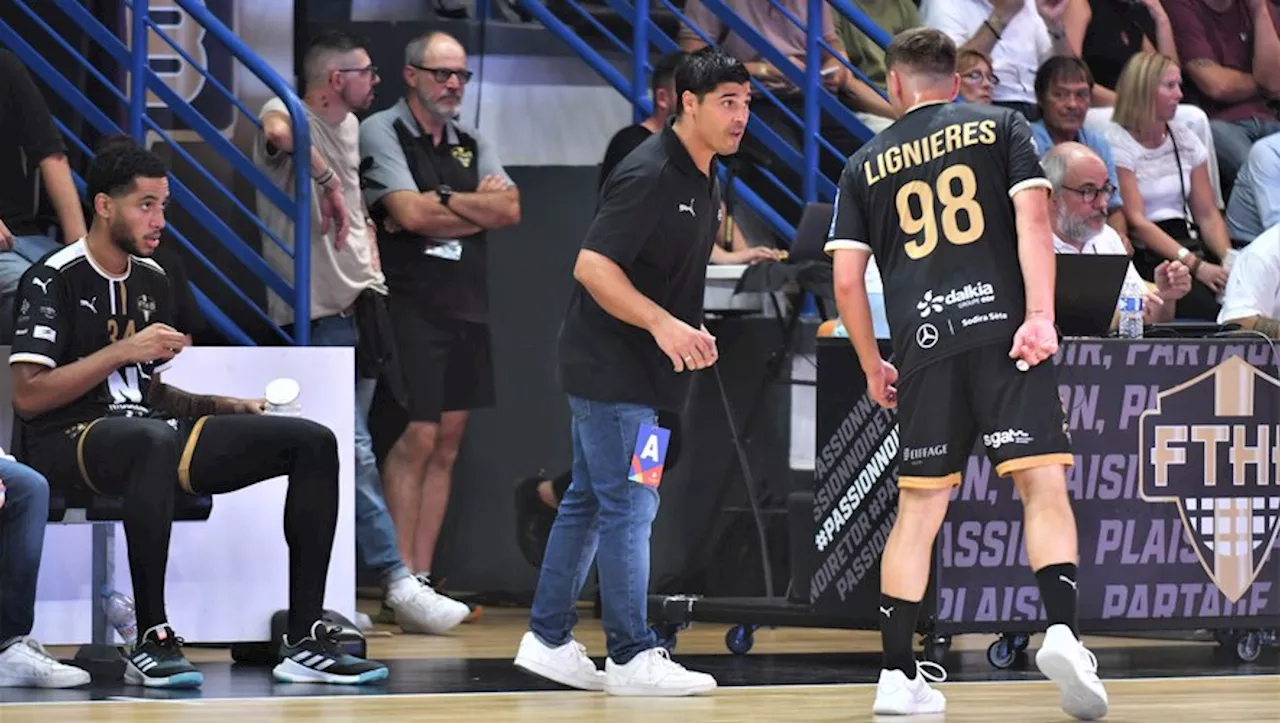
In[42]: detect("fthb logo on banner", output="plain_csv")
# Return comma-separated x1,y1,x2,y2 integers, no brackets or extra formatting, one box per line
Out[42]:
127,0,237,137
1140,356,1280,602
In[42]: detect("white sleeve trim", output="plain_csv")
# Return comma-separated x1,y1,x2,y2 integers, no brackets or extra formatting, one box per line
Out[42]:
824,239,873,256
1009,178,1052,199
154,359,174,375
9,352,56,368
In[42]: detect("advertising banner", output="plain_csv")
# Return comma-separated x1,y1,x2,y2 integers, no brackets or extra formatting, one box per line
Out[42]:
811,338,1280,633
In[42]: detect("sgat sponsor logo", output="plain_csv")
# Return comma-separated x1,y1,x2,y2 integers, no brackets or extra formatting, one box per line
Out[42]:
983,428,1033,449
1140,355,1280,603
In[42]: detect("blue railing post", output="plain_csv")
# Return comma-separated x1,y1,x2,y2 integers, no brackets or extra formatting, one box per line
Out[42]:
130,0,148,139
631,0,649,123
802,0,820,203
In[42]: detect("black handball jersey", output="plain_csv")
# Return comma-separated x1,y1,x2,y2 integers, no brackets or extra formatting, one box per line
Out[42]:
9,239,178,437
826,101,1050,380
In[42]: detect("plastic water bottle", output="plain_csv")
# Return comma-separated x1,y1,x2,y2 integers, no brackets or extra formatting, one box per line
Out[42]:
101,587,138,645
1118,278,1145,339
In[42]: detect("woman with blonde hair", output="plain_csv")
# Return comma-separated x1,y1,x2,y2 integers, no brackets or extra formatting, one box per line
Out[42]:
1105,52,1235,321
956,49,997,105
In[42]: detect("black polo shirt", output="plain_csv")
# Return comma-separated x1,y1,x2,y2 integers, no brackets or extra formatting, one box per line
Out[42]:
558,123,721,412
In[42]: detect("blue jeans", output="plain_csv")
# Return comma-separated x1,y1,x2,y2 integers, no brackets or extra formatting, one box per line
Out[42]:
310,314,411,588
0,459,50,640
1210,117,1280,194
0,235,63,343
529,396,661,665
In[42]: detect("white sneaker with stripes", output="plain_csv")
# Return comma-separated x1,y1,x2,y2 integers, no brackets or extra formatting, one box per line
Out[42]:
273,620,389,685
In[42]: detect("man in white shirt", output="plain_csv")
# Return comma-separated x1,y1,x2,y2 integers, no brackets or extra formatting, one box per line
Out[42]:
921,0,1073,118
1218,223,1280,338
1043,143,1191,324
254,30,470,635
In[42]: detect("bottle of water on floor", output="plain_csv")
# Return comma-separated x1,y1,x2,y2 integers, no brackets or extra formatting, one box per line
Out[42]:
1118,278,1145,339
101,587,137,646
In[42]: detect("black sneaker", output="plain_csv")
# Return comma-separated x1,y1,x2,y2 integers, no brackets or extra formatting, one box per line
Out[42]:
273,621,389,685
124,624,203,688
514,475,556,567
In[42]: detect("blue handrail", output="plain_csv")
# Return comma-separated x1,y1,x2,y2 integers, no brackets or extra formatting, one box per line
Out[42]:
1,0,315,346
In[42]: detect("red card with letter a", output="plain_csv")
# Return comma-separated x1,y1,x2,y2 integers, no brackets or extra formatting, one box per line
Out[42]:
629,424,671,487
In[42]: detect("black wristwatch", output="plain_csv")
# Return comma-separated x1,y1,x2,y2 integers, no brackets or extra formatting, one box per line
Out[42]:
436,185,453,206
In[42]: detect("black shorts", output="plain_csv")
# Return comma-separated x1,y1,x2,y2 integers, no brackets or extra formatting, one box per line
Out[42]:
25,417,201,495
388,302,495,422
896,343,1073,490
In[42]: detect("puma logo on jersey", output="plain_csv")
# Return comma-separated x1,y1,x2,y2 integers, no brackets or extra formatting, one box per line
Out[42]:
31,277,50,294
678,199,696,217
80,297,98,314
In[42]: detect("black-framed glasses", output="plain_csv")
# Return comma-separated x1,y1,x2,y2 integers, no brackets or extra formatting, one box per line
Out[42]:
961,70,999,86
1063,183,1116,203
337,65,379,77
409,64,473,84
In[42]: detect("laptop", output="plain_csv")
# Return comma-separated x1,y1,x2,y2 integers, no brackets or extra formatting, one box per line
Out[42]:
788,202,836,264
1055,254,1130,337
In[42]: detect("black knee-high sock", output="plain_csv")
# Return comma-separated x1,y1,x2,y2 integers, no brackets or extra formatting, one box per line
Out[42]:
879,594,922,678
1035,562,1079,636
281,426,339,641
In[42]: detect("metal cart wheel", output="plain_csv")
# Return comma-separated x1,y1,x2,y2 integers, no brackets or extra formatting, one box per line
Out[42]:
1235,631,1263,663
987,636,1018,669
922,634,951,663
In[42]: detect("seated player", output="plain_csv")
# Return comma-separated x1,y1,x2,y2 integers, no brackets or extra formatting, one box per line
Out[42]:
7,137,388,689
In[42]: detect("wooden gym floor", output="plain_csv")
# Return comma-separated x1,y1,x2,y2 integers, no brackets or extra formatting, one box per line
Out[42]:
0,605,1275,721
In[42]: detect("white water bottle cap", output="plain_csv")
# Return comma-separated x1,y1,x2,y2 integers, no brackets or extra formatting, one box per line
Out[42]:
265,377,301,407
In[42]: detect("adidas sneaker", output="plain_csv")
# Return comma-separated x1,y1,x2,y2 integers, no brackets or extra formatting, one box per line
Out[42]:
273,620,389,685
124,624,203,688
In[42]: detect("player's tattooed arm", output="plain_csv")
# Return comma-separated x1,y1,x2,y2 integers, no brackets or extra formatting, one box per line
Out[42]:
147,381,243,417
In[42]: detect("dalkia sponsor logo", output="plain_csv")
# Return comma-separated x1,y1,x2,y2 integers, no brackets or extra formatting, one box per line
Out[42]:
983,429,1033,449
903,444,948,461
917,283,997,318
961,311,1009,328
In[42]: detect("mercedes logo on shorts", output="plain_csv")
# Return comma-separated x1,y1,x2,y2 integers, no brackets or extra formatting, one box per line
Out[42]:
916,323,939,349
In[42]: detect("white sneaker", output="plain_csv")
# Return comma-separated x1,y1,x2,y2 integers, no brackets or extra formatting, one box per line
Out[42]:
513,631,605,691
1035,624,1109,721
0,636,91,688
385,576,471,635
604,647,717,697
871,661,947,716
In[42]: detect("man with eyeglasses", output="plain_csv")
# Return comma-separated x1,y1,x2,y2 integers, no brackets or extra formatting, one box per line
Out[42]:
1029,56,1133,254
255,30,469,636
1045,143,1190,324
359,31,520,611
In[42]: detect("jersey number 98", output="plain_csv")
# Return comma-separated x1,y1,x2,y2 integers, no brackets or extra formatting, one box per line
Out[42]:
897,164,984,260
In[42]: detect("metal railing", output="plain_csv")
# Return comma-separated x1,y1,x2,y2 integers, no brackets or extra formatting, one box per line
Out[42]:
516,0,892,243
0,0,314,345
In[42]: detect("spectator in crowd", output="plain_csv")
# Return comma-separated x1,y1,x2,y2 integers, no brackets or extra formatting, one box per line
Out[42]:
598,54,780,265
0,49,88,343
1064,0,1179,105
957,49,998,104
1224,133,1280,244
1031,56,1132,252
835,0,922,97
255,31,469,635
1163,0,1280,196
360,31,520,597
1217,222,1280,337
922,0,1074,120
679,0,897,135
1044,142,1190,324
1107,52,1236,320
0,459,92,688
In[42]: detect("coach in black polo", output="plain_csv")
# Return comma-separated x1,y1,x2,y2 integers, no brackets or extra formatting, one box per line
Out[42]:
513,48,749,697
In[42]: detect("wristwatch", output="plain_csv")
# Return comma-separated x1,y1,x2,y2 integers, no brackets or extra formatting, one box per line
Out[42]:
436,185,454,207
